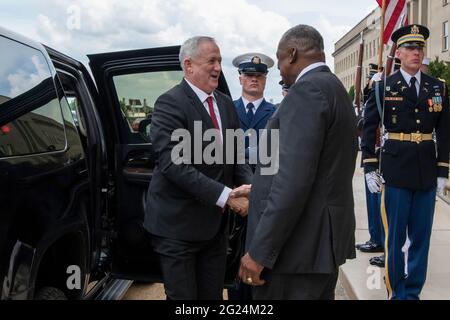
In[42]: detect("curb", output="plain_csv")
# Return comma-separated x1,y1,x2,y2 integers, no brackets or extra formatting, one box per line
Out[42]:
339,267,358,300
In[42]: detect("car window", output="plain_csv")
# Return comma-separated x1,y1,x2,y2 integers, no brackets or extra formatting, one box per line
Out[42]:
0,36,66,158
112,70,183,133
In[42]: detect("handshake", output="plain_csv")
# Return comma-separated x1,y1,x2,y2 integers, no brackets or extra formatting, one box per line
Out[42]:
226,184,252,217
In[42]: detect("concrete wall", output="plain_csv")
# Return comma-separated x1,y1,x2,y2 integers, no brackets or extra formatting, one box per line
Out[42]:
333,9,390,92
427,0,450,61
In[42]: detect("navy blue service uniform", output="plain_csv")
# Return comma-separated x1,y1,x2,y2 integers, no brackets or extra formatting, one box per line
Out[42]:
357,63,385,254
361,25,450,300
232,53,276,169
234,97,276,156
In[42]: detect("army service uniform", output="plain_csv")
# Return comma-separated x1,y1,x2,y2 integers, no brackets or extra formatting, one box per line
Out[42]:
361,25,450,300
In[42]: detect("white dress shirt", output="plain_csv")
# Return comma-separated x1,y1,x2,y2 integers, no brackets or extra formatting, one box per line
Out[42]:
185,78,223,134
184,78,231,208
242,97,264,114
295,62,328,83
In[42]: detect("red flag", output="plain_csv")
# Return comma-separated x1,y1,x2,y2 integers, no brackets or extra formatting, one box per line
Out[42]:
376,0,408,45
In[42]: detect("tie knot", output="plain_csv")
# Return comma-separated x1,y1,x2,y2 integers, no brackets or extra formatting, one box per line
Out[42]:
246,103,255,111
410,77,417,86
206,96,214,105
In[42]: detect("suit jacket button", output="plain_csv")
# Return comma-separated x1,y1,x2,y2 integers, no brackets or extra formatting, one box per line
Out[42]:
416,119,421,124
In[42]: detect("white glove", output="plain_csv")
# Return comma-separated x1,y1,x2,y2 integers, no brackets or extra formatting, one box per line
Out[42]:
365,171,382,193
437,178,448,196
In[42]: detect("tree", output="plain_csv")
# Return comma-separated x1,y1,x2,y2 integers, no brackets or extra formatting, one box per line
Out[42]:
429,58,450,85
348,85,355,102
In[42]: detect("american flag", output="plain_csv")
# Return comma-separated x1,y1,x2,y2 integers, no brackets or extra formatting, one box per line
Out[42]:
377,0,408,45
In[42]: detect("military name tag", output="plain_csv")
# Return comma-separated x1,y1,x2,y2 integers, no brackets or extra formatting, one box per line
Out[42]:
385,97,404,101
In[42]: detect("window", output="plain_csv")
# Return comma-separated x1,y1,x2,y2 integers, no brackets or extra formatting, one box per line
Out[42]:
0,36,66,158
444,21,449,51
112,70,184,133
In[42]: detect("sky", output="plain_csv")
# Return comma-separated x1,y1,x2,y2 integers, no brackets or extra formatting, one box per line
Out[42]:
0,0,379,103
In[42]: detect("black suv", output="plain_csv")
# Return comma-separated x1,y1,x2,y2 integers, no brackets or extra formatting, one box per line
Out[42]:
0,26,244,300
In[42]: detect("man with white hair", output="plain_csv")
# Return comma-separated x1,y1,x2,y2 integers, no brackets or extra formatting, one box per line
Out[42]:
144,36,253,300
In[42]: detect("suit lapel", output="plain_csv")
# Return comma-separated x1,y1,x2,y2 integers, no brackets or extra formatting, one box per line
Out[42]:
181,79,215,129
391,72,409,106
215,91,229,131
235,98,249,128
251,100,273,128
418,73,432,106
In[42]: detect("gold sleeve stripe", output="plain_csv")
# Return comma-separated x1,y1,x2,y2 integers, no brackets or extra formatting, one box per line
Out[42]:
438,162,450,168
363,159,379,164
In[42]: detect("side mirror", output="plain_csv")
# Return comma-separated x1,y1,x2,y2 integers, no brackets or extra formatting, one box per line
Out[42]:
138,118,152,141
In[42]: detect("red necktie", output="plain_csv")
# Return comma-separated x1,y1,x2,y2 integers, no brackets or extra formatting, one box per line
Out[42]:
206,97,226,213
206,96,220,130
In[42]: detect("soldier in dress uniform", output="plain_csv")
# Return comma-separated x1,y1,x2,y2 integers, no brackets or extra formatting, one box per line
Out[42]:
356,63,385,255
361,24,450,300
232,53,277,171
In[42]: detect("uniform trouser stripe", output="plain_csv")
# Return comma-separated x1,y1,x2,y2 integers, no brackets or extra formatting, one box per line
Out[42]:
380,186,393,299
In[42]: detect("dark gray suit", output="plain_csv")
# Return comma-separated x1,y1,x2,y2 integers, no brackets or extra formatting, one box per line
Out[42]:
144,79,252,299
246,65,358,299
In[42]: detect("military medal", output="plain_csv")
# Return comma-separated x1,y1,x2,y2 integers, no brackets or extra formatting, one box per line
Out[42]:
428,99,434,112
434,97,443,112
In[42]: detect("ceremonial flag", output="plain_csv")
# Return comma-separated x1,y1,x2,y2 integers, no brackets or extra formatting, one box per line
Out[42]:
376,0,408,45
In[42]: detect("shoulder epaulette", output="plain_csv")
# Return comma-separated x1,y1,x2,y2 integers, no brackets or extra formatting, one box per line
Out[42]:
438,78,446,83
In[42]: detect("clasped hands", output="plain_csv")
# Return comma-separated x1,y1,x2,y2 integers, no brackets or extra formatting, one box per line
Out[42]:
226,184,251,217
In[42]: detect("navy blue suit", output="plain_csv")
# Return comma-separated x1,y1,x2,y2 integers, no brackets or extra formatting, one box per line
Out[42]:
234,98,276,164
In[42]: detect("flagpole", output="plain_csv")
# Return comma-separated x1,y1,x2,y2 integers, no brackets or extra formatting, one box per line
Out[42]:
354,32,364,114
385,14,407,76
378,0,387,71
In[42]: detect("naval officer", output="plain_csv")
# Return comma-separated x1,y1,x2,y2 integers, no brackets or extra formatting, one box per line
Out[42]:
232,53,277,171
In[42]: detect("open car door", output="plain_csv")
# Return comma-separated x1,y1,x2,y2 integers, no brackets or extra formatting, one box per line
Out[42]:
88,46,244,286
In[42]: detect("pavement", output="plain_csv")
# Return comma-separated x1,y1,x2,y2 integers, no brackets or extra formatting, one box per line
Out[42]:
340,152,450,300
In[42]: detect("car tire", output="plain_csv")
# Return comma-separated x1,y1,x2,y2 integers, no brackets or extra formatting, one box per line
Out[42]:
35,287,67,300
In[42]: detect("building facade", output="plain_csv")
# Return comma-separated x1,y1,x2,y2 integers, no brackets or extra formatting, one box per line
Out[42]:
333,0,450,92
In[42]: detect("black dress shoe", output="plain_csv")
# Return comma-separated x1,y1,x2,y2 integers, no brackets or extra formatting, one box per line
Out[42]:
355,240,370,250
359,241,384,253
369,254,385,268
